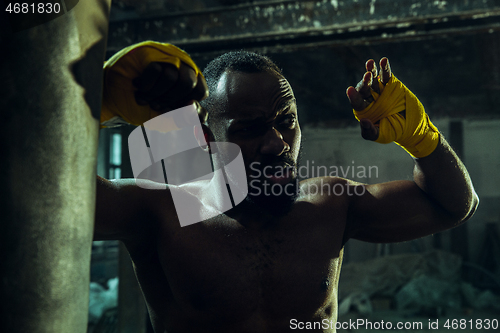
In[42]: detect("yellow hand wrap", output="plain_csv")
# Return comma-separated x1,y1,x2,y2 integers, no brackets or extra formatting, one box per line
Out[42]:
353,75,440,158
101,41,203,128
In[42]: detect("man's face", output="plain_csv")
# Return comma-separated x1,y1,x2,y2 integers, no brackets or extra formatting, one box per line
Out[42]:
210,69,302,213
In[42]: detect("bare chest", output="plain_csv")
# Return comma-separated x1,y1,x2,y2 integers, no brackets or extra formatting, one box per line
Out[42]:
155,205,346,325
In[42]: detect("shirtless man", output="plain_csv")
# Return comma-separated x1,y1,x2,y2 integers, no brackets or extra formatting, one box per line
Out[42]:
95,46,478,333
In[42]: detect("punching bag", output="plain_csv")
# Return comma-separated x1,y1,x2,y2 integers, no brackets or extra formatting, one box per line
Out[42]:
0,1,111,332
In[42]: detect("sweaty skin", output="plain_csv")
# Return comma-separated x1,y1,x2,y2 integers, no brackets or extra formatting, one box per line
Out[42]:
95,69,478,333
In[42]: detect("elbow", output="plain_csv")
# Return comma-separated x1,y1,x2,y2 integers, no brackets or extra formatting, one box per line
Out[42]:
465,191,480,222
453,191,479,225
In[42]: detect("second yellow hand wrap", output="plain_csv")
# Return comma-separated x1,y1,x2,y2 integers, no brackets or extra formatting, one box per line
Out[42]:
353,75,440,158
101,41,203,128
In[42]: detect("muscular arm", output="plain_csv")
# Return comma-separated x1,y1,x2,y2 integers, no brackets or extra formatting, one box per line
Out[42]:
413,135,477,222
343,58,478,243
95,42,208,241
94,176,170,241
345,136,478,243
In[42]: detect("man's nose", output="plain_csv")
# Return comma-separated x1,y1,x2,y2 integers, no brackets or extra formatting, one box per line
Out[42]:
260,127,290,156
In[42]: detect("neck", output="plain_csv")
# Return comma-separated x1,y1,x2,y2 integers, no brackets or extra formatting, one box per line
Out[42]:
205,163,297,228
225,199,277,229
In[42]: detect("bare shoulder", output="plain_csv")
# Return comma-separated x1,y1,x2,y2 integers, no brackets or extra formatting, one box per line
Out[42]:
295,177,361,244
296,177,367,223
95,177,177,241
101,177,174,206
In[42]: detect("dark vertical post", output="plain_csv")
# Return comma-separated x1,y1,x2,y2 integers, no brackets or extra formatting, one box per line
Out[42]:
118,125,147,333
0,1,111,332
449,120,469,262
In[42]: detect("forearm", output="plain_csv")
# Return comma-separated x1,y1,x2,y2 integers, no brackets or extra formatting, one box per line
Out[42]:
413,134,479,224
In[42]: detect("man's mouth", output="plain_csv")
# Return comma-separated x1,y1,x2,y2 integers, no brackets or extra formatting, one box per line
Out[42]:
266,165,295,185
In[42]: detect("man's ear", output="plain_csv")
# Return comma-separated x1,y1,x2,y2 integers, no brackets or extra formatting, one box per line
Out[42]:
194,124,214,153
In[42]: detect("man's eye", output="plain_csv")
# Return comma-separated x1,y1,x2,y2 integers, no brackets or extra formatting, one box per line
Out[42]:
240,125,256,132
280,116,296,128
